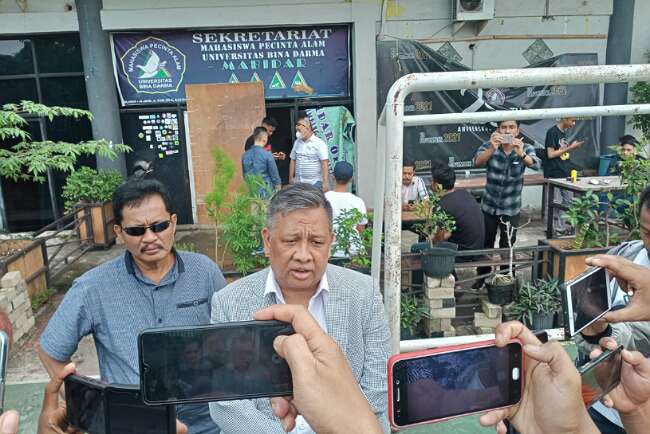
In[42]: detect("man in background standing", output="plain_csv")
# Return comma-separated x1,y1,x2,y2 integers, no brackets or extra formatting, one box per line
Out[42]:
289,115,330,191
544,117,584,233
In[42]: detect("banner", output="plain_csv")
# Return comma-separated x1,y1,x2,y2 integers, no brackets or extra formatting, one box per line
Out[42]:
306,106,356,173
377,40,601,172
111,26,350,106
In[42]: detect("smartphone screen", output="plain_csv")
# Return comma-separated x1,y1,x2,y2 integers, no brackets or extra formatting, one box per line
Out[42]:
65,377,107,434
501,134,514,144
139,320,294,404
106,386,175,434
580,346,623,408
391,342,522,427
566,267,611,336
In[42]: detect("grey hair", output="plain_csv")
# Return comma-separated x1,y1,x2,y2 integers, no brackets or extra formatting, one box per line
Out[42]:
267,183,333,231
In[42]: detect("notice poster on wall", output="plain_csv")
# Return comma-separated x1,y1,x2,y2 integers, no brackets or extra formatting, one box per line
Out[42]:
111,26,350,106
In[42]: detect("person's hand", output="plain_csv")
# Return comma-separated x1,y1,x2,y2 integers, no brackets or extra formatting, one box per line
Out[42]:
176,420,188,434
586,255,650,322
479,321,598,434
0,411,19,434
37,362,81,434
489,132,502,150
570,139,585,150
590,337,650,415
512,138,525,157
254,305,382,434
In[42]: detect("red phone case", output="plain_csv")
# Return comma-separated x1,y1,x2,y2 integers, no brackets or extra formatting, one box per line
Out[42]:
387,339,524,429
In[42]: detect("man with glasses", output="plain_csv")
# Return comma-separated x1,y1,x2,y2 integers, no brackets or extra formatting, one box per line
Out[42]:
37,179,227,434
289,114,330,191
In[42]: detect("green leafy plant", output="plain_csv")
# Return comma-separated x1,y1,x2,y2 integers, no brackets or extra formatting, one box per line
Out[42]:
512,278,561,327
413,188,456,246
0,101,130,182
221,175,270,274
61,166,123,211
630,53,650,141
30,287,55,311
400,293,431,336
565,191,617,249
205,146,236,261
614,153,650,240
175,241,197,253
349,226,374,269
331,208,365,257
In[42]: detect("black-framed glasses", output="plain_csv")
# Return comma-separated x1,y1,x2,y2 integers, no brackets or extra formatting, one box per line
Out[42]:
122,220,171,237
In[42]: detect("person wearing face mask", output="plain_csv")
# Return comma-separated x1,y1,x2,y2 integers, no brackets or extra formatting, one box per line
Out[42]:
289,115,330,191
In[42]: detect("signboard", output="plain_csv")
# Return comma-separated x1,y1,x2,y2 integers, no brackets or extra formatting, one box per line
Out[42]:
377,41,601,172
306,106,356,173
111,26,350,106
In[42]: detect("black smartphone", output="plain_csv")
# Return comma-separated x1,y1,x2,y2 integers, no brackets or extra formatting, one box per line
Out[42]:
563,267,613,336
65,375,176,434
389,341,523,428
579,345,623,408
138,320,294,405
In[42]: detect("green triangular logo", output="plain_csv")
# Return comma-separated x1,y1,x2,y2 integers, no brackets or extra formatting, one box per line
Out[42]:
250,72,261,83
228,73,239,83
291,70,307,88
269,71,286,89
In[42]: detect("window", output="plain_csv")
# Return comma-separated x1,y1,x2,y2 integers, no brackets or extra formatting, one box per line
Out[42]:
0,39,33,76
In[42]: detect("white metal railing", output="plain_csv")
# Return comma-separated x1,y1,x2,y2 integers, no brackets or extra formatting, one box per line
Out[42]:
371,64,650,354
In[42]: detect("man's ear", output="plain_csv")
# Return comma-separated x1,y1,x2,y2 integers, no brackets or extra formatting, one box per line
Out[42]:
262,227,271,257
114,225,124,243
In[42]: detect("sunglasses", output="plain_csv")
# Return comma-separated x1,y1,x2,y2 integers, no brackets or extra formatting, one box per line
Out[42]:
121,220,171,237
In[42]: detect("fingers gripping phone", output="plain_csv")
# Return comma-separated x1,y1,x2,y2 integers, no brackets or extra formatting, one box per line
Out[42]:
0,331,9,413
138,320,294,405
563,267,613,336
579,346,623,408
388,340,523,428
64,374,176,434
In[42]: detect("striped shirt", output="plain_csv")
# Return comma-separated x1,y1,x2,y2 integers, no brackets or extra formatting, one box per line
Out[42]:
39,250,227,434
290,135,329,184
474,142,540,216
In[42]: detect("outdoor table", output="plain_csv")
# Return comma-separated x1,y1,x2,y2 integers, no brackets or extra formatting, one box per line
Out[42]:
545,175,623,238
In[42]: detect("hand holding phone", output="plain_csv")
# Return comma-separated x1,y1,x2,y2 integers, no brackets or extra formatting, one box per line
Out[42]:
479,322,594,434
563,267,613,336
579,345,623,408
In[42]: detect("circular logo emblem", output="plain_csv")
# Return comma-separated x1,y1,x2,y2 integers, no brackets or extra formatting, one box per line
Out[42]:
121,37,186,95
485,88,506,106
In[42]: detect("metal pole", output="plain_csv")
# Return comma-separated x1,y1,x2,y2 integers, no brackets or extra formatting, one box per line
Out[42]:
76,0,127,176
38,119,61,222
378,64,650,354
371,109,387,291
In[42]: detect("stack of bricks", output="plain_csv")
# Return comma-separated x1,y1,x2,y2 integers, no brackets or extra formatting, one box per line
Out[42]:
0,271,35,343
424,274,456,337
474,298,503,334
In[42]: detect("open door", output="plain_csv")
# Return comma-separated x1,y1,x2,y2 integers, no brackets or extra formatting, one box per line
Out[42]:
185,82,265,224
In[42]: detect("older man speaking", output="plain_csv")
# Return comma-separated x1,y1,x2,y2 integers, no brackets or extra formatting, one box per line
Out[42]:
209,183,390,433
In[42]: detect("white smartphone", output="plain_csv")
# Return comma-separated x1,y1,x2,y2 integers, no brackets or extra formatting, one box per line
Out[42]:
564,267,613,336
0,331,8,413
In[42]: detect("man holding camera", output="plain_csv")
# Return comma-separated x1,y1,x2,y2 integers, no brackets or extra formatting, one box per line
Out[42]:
474,120,540,258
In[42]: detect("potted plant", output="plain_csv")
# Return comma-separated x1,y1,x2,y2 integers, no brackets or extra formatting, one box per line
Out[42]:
62,166,123,248
485,218,526,305
330,208,373,274
400,293,431,339
413,190,457,278
512,278,561,330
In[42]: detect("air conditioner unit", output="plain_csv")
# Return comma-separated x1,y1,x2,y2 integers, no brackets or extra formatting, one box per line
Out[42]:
452,0,495,21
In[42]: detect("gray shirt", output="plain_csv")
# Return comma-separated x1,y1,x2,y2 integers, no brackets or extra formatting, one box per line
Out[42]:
39,250,226,434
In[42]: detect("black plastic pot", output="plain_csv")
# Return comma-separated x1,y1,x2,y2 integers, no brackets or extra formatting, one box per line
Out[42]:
486,279,516,305
421,242,458,278
529,312,555,330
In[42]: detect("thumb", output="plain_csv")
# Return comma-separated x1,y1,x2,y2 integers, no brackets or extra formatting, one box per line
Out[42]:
623,350,650,377
0,410,19,434
603,303,643,323
273,334,316,379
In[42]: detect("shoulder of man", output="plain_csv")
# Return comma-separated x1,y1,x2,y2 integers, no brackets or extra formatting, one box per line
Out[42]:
326,264,375,300
608,240,645,260
73,253,128,290
212,268,268,302
177,251,222,272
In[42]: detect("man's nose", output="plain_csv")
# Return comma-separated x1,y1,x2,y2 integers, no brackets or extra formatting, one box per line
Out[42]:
142,227,158,241
294,240,312,261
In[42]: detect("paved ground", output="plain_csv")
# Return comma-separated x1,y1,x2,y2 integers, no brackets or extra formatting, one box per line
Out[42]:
6,217,551,433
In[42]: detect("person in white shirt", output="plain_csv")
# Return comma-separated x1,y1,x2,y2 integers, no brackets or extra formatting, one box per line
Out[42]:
402,161,429,210
289,115,330,191
325,161,368,257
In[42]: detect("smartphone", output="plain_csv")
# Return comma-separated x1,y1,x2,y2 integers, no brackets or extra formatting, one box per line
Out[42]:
0,331,9,413
579,345,623,408
138,320,294,405
65,374,176,434
388,340,523,428
501,134,514,144
563,267,612,336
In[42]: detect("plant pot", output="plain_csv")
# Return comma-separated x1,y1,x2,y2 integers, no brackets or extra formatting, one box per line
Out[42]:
528,312,555,330
76,201,116,249
486,279,516,305
421,242,457,278
539,239,611,283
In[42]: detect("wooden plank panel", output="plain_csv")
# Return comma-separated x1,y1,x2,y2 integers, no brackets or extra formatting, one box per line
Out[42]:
186,82,266,224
